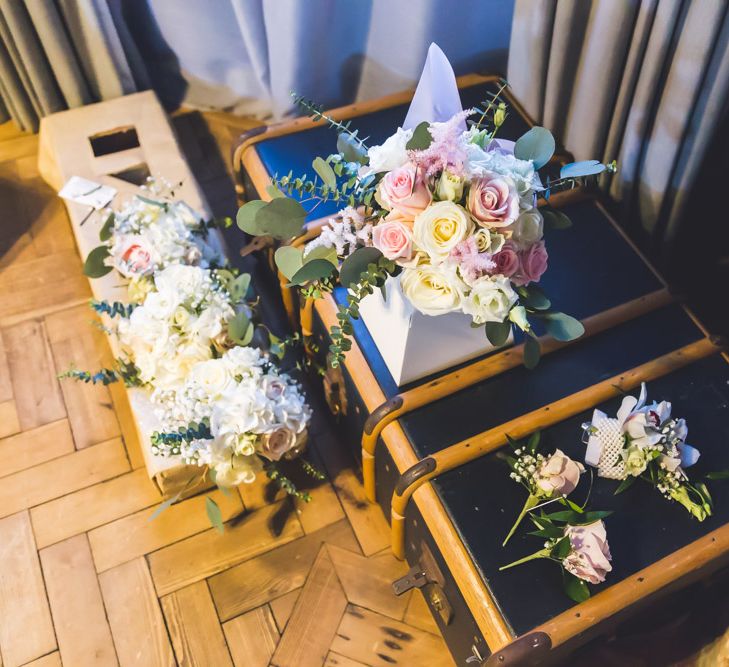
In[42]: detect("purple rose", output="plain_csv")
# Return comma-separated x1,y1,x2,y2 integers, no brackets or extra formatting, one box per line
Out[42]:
491,241,520,278
515,241,548,286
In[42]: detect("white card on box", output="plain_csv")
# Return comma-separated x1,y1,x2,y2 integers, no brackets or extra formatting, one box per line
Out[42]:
358,276,512,385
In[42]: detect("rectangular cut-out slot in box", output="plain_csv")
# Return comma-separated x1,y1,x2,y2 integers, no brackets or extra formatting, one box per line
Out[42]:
109,162,152,186
89,125,141,157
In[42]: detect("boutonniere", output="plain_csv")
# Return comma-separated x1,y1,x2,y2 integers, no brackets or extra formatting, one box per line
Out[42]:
501,432,586,545
500,509,613,602
582,382,712,520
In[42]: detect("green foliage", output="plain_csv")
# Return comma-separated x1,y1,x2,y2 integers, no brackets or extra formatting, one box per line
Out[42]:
236,198,306,240
560,160,606,179
406,121,433,150
614,476,637,495
339,247,384,288
485,320,512,346
90,299,136,319
58,359,141,387
205,496,225,534
537,311,585,342
265,461,311,502
541,206,572,230
517,285,551,310
98,211,115,241
337,131,368,164
312,156,337,189
227,311,254,346
83,245,113,278
523,335,541,369
563,571,591,603
300,457,326,480
514,126,555,170
706,470,729,480
150,421,212,456
290,258,337,285
291,93,370,153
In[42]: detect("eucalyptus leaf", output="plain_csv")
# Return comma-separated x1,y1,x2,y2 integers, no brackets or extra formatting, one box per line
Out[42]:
227,311,250,343
523,335,541,369
406,121,433,150
540,312,585,342
236,200,268,234
563,571,591,603
229,273,251,302
98,212,115,242
520,285,551,310
275,246,305,280
290,258,337,285
514,126,555,169
486,320,512,346
542,207,572,230
205,496,225,534
305,245,339,266
337,132,368,164
149,490,183,521
560,160,606,179
312,156,337,189
339,246,383,288
266,183,286,198
255,198,307,240
83,245,113,278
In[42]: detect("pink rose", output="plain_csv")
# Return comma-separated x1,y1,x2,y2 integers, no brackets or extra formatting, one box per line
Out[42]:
515,240,548,286
379,163,431,220
491,241,520,278
372,220,414,262
121,243,152,273
535,449,584,496
562,521,613,585
264,377,287,400
259,426,297,461
467,172,519,228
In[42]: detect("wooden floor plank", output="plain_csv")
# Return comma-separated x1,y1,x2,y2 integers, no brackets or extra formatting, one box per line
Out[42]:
210,518,358,621
0,134,38,163
0,438,130,518
270,589,301,634
328,545,411,621
22,653,62,667
330,605,455,667
0,400,20,438
31,468,161,549
88,488,243,572
0,512,56,667
40,534,118,666
46,305,120,449
324,652,370,667
0,332,12,402
404,589,441,636
271,546,348,667
161,581,233,667
2,319,66,430
0,420,75,479
149,500,303,596
222,606,279,667
99,557,175,667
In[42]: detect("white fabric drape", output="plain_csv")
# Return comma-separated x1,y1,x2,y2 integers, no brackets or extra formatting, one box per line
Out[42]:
507,0,729,253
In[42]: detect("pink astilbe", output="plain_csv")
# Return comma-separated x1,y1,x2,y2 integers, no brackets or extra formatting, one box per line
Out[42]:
449,236,495,284
409,109,473,178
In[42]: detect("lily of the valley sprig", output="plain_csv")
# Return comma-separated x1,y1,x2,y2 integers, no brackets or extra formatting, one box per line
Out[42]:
500,509,613,602
501,432,586,545
582,382,712,521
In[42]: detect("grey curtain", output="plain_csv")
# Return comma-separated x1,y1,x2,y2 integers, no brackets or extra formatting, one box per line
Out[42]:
507,0,729,259
0,0,147,132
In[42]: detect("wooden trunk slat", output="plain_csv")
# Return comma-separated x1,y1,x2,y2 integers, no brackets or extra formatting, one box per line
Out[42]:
0,420,74,479
161,581,233,667
209,519,358,621
40,534,118,666
272,546,348,667
0,438,129,518
99,557,175,667
45,305,121,449
2,319,66,430
222,606,279,667
330,604,454,667
149,500,303,596
31,468,161,549
328,544,411,621
88,487,242,572
0,512,56,667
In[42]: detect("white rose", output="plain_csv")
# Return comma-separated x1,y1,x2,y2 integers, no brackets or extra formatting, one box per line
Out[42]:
212,454,262,487
462,275,518,324
172,306,190,328
413,201,473,262
400,264,466,316
154,265,206,302
189,359,234,398
509,208,544,249
222,345,265,372
362,127,413,175
435,171,464,202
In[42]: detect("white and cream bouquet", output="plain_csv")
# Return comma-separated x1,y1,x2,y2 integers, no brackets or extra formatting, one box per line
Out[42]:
582,383,712,520
83,177,227,281
238,46,614,369
151,346,313,492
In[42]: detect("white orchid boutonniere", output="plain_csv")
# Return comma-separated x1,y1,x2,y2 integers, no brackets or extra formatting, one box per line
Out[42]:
582,382,712,521
501,432,586,545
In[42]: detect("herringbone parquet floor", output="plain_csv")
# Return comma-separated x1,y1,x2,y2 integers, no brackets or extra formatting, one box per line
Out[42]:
0,120,455,667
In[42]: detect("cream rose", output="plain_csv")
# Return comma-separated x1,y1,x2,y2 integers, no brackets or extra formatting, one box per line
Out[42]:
509,208,544,249
535,449,584,496
413,201,473,262
189,359,234,398
462,275,517,324
258,426,297,461
467,172,520,228
400,264,466,316
435,171,464,202
621,444,648,477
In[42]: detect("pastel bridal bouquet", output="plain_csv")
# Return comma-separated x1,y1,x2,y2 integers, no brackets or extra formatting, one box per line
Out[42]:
82,177,228,281
237,45,614,369
582,383,713,520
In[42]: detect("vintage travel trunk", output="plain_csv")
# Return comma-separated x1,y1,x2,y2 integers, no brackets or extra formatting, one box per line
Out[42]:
232,80,729,663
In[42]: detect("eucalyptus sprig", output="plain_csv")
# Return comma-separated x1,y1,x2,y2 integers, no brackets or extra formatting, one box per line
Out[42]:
90,299,136,319
58,359,142,387
265,461,311,502
150,420,213,456
291,92,370,153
